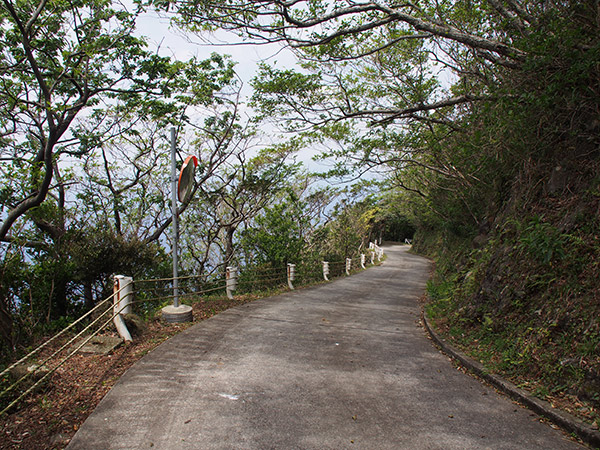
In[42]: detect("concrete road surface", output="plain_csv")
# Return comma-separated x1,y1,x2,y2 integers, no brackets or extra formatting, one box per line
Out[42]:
67,244,584,449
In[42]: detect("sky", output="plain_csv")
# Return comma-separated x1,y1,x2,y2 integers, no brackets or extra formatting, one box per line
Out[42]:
131,6,388,187
135,9,296,106
133,9,335,172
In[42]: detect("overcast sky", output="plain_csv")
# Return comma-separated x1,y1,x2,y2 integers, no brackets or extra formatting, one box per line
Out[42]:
134,9,345,177
135,9,297,101
132,8,381,184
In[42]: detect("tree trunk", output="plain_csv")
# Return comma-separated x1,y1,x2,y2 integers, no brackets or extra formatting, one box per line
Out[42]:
51,276,69,320
84,281,94,311
224,224,236,268
0,297,14,353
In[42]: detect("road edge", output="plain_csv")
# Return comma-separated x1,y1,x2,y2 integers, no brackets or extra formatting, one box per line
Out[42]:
422,314,600,449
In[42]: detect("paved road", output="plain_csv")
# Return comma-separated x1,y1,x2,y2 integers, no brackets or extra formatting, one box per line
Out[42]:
67,244,584,449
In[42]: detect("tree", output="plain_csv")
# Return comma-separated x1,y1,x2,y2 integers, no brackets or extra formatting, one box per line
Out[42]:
0,0,237,236
240,192,307,268
175,108,264,278
76,58,240,244
158,0,532,123
149,0,520,206
190,145,300,270
0,0,239,350
163,0,597,189
1,0,120,239
67,223,170,310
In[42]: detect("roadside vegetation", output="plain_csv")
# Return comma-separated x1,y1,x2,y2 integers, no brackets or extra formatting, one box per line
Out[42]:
411,4,600,428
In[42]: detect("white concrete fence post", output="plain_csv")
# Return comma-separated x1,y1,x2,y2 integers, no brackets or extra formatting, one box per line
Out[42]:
226,266,238,300
370,250,375,265
360,253,366,269
345,258,352,276
287,263,295,290
372,244,384,262
113,275,133,342
322,261,329,281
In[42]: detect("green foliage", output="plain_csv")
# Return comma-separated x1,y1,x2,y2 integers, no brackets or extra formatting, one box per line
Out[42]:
240,200,306,268
517,217,569,266
250,64,326,130
424,278,454,320
68,224,169,283
0,0,242,356
319,204,365,260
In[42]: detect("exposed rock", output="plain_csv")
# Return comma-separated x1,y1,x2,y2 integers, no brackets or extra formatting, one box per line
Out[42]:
472,233,488,248
79,335,123,355
123,313,147,337
578,369,600,407
9,363,50,382
547,165,568,195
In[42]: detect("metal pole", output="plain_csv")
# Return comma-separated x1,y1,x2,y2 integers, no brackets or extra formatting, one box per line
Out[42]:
171,127,179,308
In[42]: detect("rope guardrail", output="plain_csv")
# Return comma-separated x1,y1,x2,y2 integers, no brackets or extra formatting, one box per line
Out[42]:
129,284,229,306
238,271,287,282
135,273,212,284
0,241,385,414
237,275,287,287
0,297,132,416
0,284,129,383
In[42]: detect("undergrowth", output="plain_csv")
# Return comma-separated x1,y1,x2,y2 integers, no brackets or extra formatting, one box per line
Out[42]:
422,211,600,429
